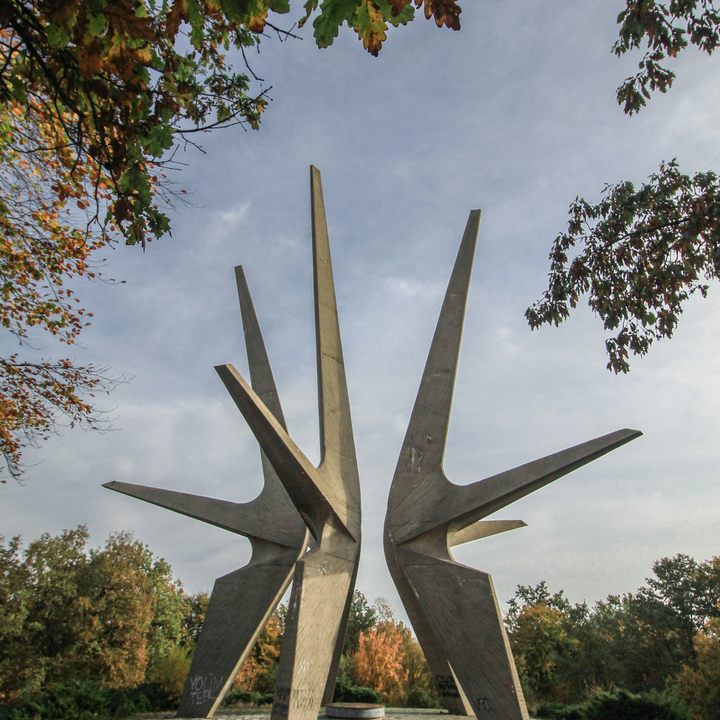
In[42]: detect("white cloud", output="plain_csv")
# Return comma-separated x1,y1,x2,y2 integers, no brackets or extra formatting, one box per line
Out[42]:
218,201,252,226
383,276,443,301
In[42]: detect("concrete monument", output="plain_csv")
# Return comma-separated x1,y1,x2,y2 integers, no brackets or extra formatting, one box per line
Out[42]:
216,166,361,720
104,166,361,720
383,210,641,720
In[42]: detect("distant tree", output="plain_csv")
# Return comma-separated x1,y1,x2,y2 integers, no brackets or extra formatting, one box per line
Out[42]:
671,614,720,720
397,624,438,708
343,590,378,654
0,526,197,700
510,603,577,704
589,591,688,693
506,583,591,707
79,531,157,687
233,610,284,696
10,527,97,691
352,622,408,703
527,1,720,372
642,554,720,641
505,555,720,710
0,535,30,701
144,557,188,669
183,591,210,647
372,597,396,623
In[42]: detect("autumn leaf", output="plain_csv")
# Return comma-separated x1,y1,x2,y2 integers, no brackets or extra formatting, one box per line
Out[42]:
417,0,460,30
354,0,387,55
386,0,411,15
247,8,268,32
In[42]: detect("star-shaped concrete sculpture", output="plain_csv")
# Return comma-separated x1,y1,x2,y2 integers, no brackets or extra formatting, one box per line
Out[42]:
384,210,641,720
104,167,361,720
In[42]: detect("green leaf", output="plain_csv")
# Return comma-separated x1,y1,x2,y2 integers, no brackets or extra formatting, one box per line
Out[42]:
353,0,387,54
46,24,70,49
387,3,413,26
218,0,253,21
298,0,319,27
313,0,360,47
88,13,108,36
144,123,174,157
268,0,290,13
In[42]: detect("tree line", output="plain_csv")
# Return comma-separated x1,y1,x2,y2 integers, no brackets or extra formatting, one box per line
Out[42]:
0,526,208,709
0,526,439,717
507,554,720,719
1,527,718,719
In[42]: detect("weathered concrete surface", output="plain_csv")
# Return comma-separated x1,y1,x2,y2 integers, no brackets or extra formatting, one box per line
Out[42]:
216,167,361,720
124,707,540,720
384,210,642,720
104,267,309,718
325,703,385,719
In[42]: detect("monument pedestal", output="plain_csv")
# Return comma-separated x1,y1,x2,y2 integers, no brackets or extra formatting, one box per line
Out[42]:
325,703,385,719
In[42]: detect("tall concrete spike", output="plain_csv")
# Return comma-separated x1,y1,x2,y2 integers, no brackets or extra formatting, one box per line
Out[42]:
268,166,361,720
399,209,480,475
384,210,642,720
311,168,359,492
309,165,361,706
205,167,360,720
104,269,308,718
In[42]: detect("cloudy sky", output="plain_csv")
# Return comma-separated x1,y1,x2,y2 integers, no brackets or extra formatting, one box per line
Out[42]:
2,1,719,618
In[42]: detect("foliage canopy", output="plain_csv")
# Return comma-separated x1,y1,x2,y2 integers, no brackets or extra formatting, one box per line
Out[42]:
528,0,720,372
0,526,203,701
0,0,462,480
507,554,720,714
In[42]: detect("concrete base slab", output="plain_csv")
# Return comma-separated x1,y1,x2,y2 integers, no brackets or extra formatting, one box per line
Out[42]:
325,703,385,719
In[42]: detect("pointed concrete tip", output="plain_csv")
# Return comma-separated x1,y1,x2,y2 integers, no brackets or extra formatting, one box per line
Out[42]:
623,428,643,440
214,363,231,376
465,208,482,236
102,481,122,492
234,265,245,277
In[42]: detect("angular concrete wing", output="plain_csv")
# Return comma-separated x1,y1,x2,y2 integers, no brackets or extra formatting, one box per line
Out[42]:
104,266,309,718
384,211,642,720
216,166,361,720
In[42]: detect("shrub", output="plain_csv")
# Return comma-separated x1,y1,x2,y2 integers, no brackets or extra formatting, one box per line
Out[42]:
403,687,441,709
583,689,688,720
0,680,176,720
536,701,585,719
114,683,172,713
223,688,274,707
333,677,382,704
0,680,111,720
224,688,256,705
254,692,275,705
